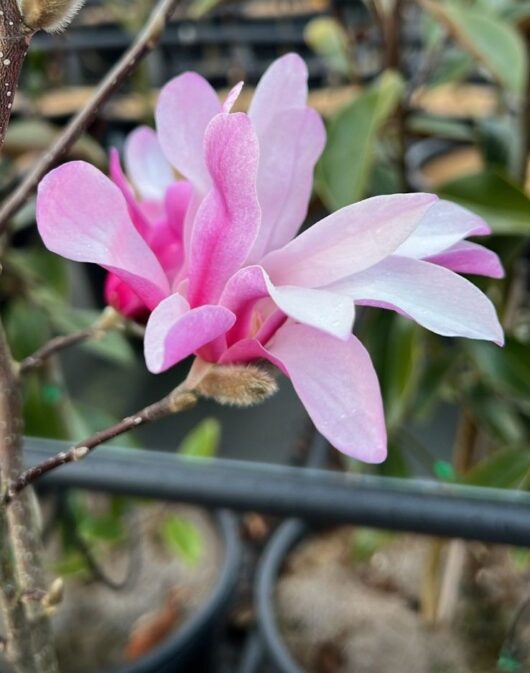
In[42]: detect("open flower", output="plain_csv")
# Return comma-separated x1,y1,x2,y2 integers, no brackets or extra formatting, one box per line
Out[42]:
36,54,503,463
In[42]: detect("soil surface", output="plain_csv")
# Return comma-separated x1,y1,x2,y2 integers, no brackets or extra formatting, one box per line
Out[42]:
277,527,530,673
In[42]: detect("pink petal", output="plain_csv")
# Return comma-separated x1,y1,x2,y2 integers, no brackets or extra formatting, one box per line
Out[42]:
426,241,505,279
248,53,308,136
104,273,147,319
248,108,326,261
164,181,193,238
262,193,438,287
144,293,236,373
220,265,355,341
266,324,387,462
156,72,221,191
124,126,174,201
37,161,170,309
395,200,490,259
222,81,244,112
330,256,504,345
110,149,151,236
187,113,261,306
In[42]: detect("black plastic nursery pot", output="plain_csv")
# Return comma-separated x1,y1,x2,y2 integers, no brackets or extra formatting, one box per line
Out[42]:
256,520,308,673
105,510,242,673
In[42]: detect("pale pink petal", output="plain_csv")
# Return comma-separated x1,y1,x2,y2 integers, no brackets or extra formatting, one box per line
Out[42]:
248,53,308,136
187,113,261,306
395,200,490,259
266,324,387,462
37,161,169,309
156,72,221,191
222,81,244,112
124,126,174,201
220,265,354,341
262,193,438,287
144,293,236,373
248,108,326,261
426,241,504,278
165,181,193,238
329,256,504,345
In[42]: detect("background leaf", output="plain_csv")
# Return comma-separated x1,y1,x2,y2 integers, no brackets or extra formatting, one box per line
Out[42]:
423,0,528,95
317,70,404,210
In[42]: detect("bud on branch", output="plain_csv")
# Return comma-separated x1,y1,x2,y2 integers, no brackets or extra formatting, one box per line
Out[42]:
17,0,86,32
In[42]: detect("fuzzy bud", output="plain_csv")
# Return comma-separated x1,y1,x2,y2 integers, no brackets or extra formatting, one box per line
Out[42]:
195,363,279,407
17,0,86,33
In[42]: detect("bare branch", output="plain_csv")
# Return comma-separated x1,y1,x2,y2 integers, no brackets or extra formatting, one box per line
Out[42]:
0,0,180,232
4,384,197,504
18,307,124,374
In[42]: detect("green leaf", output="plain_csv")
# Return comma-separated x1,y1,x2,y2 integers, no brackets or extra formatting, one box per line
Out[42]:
22,372,70,440
4,120,106,167
474,117,515,172
304,17,353,78
466,386,526,445
465,338,530,401
8,248,70,297
36,296,135,367
188,0,222,18
407,114,474,141
4,300,51,360
383,316,424,429
160,515,203,566
316,71,404,210
423,0,528,95
437,169,530,235
465,449,530,489
179,418,221,458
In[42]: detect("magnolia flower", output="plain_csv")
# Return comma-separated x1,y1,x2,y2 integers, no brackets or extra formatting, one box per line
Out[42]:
37,54,504,463
104,128,192,318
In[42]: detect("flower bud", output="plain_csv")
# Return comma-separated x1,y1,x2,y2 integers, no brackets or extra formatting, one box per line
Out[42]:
17,0,86,33
195,363,279,407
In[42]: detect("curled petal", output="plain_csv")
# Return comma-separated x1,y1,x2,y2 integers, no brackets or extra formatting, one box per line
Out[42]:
395,200,490,259
248,53,308,135
220,265,354,342
262,193,438,287
222,81,244,112
265,324,387,462
329,256,504,345
187,113,261,306
37,161,169,309
426,241,504,279
124,126,174,201
156,72,221,191
144,293,236,373
248,108,326,261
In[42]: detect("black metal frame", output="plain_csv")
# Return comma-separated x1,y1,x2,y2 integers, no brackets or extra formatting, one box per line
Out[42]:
26,437,530,547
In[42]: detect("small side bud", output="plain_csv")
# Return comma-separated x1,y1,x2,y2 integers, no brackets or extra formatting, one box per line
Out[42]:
17,0,86,33
42,577,64,614
195,364,278,407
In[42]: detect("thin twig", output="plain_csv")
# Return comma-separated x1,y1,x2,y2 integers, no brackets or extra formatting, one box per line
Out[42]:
18,307,124,374
0,0,181,233
4,385,197,504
